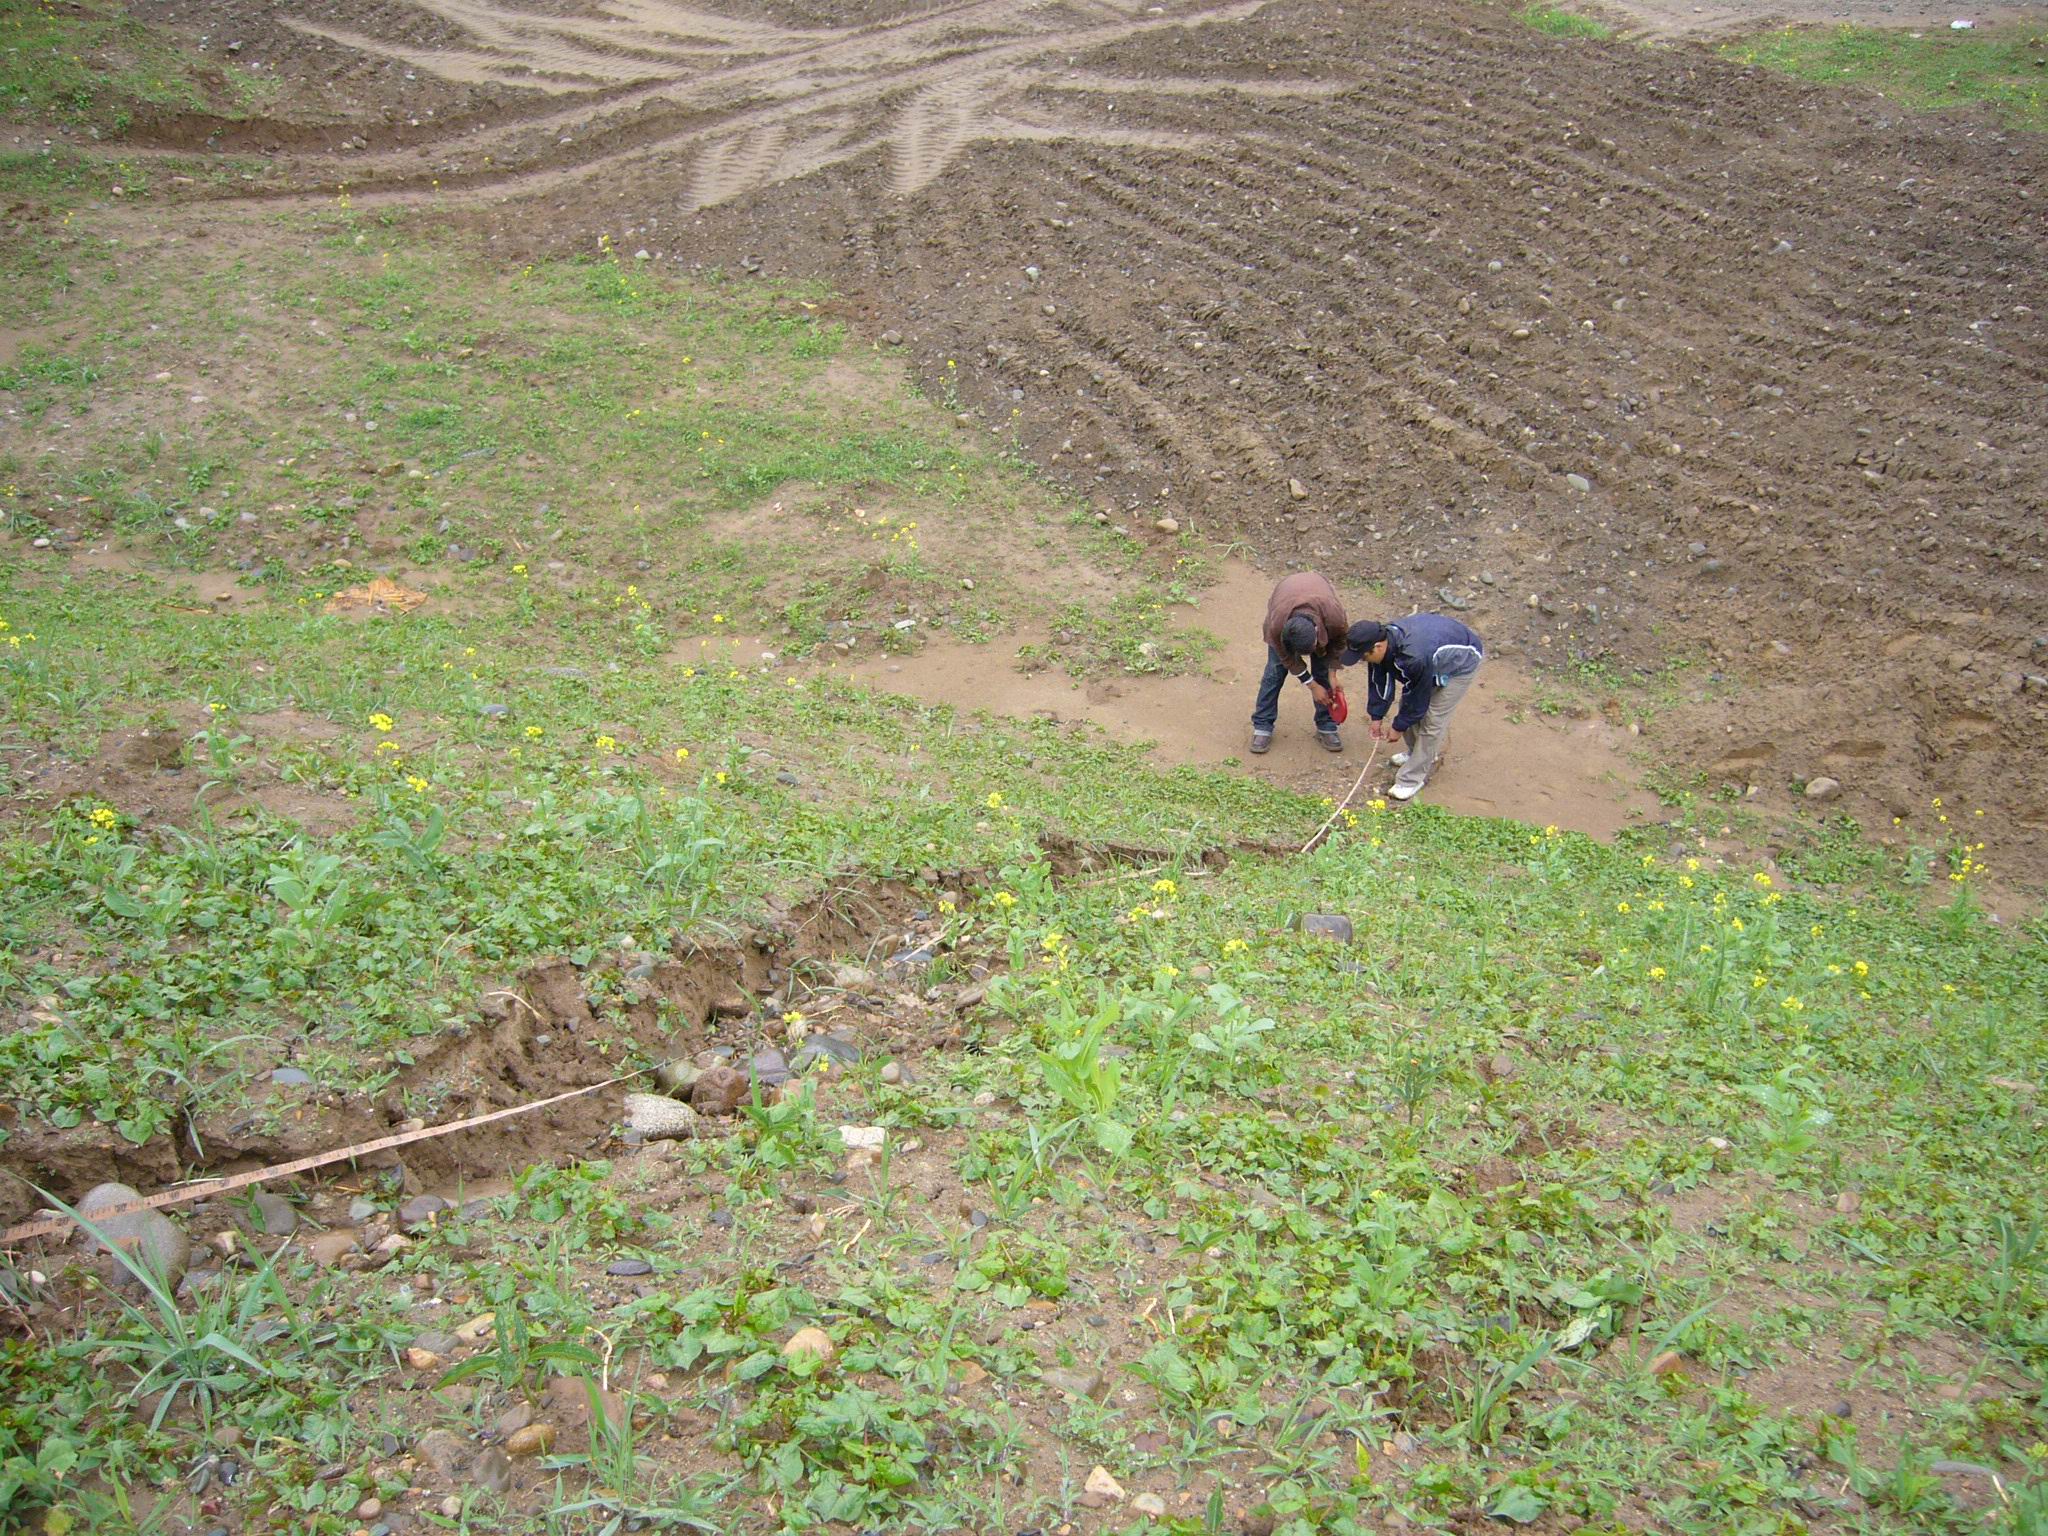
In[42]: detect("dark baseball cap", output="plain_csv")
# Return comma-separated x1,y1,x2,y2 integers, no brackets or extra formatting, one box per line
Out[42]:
1339,620,1389,666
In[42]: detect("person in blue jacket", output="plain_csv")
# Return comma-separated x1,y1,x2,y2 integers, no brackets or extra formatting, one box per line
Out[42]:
1340,614,1485,801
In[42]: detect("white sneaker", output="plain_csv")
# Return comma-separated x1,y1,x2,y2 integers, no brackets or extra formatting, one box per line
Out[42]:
1389,751,1410,767
1389,781,1422,801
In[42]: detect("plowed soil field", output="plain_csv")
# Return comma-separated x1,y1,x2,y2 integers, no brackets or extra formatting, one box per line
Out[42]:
96,0,2048,883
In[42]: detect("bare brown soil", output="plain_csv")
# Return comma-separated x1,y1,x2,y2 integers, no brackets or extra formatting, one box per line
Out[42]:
845,558,1660,839
57,0,2041,891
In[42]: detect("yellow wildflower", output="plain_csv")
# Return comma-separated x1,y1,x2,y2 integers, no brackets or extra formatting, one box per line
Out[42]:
369,712,395,733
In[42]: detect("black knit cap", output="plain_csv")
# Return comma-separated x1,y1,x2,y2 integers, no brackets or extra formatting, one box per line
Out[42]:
1340,620,1389,666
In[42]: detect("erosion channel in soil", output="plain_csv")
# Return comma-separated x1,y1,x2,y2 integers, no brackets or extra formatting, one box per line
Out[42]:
0,875,989,1229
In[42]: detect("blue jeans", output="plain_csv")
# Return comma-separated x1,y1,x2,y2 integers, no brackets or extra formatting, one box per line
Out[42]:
1251,647,1335,733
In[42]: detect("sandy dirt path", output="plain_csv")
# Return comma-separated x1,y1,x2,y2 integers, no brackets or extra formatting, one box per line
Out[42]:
834,561,1659,840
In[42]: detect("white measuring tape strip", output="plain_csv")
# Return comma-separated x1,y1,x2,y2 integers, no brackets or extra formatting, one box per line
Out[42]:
1,1071,642,1247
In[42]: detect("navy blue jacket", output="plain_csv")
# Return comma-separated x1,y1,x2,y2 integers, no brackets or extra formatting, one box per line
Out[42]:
1364,615,1484,734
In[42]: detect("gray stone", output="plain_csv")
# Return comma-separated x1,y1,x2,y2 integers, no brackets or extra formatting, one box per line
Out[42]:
750,1048,791,1087
624,1092,702,1140
348,1196,380,1222
1803,776,1843,802
789,1034,860,1075
879,330,903,346
1687,542,1709,558
270,1066,312,1086
398,1195,451,1232
414,1428,471,1482
250,1192,298,1237
410,1329,460,1358
832,963,876,991
472,1446,514,1496
606,1258,654,1277
1564,473,1592,494
479,703,510,719
77,1183,189,1293
653,1060,701,1095
1438,587,1471,611
888,945,936,973
1300,913,1355,943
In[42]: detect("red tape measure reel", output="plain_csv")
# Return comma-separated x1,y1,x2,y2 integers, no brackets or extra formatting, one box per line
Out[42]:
1327,685,1349,724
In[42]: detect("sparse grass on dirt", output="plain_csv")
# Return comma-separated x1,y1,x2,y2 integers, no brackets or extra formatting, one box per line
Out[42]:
0,0,271,130
0,197,1173,673
1,52,2046,1536
1722,23,2048,131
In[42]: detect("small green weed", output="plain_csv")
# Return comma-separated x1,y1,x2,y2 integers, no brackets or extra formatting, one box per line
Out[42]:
1517,4,1615,40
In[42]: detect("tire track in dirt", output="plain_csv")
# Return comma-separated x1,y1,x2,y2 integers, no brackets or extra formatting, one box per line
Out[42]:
263,0,1301,213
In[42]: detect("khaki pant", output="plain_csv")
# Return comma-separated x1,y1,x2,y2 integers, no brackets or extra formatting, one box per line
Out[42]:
1393,668,1476,793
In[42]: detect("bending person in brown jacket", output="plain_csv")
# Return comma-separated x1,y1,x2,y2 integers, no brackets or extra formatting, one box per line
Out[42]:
1251,571,1348,755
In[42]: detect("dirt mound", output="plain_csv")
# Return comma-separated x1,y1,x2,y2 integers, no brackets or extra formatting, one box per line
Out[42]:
78,0,2048,882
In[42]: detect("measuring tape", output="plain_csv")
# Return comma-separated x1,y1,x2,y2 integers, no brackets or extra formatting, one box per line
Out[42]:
2,1072,642,1247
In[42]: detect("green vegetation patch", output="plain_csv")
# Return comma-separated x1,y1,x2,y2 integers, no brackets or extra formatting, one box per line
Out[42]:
1723,23,2048,132
0,179,2043,1536
0,0,269,130
1516,4,1616,41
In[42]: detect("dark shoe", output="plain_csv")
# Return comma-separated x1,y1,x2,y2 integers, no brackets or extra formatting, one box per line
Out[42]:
1249,731,1273,755
1318,730,1343,753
